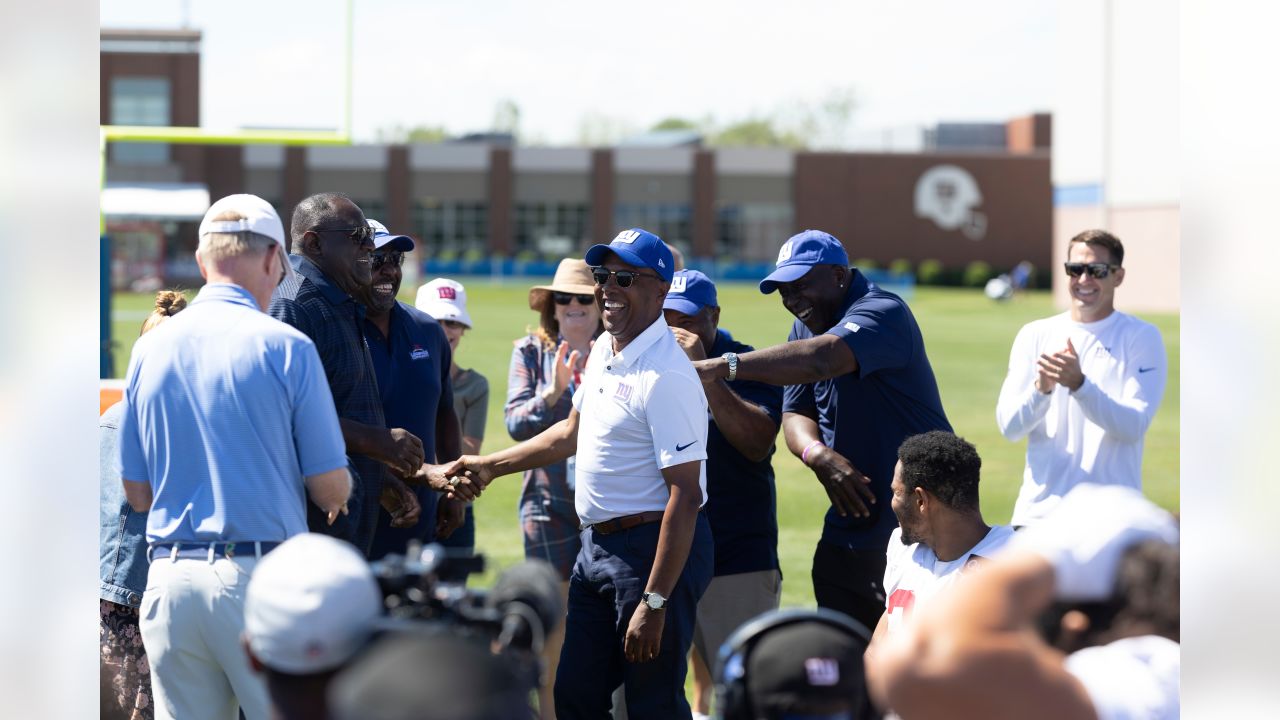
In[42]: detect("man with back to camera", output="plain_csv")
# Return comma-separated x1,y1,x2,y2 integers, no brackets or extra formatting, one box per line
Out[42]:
446,229,714,719
866,431,1014,662
118,194,352,720
357,219,470,559
868,483,1180,720
242,533,384,720
269,193,423,555
662,269,783,717
691,229,951,631
996,229,1167,528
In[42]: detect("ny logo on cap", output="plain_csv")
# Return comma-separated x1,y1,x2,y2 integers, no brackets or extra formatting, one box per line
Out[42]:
438,286,457,300
613,230,641,244
670,276,688,292
803,658,840,687
777,240,793,265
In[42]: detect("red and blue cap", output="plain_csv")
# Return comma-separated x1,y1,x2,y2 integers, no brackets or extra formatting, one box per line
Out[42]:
759,230,850,294
584,228,675,282
663,269,718,315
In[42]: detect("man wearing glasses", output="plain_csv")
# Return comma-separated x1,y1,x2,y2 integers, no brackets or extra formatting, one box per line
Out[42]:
269,193,425,556
358,220,469,559
446,229,713,720
996,229,1168,528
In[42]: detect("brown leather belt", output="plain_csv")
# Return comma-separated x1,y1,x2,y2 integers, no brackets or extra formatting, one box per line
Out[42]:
585,510,665,535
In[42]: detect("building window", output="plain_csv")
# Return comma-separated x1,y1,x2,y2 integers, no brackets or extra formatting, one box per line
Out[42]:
613,203,691,250
515,202,589,257
717,203,793,262
111,77,171,165
413,200,488,259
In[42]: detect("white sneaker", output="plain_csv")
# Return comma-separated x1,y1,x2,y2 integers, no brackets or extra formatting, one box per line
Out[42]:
692,713,711,720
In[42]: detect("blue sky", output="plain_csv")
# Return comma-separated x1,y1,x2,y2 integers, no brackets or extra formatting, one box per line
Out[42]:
100,0,1055,145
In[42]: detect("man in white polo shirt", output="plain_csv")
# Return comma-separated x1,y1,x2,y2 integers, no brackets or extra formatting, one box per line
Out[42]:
446,228,713,720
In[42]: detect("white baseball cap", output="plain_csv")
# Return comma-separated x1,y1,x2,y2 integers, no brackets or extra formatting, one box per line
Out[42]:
367,218,415,252
243,534,382,674
198,193,295,284
415,278,473,328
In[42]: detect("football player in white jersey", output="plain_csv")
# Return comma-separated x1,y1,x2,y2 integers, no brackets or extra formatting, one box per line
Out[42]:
868,431,1014,651
868,484,1180,720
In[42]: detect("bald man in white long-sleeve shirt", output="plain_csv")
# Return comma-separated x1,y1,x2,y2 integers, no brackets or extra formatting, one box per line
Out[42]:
996,229,1167,528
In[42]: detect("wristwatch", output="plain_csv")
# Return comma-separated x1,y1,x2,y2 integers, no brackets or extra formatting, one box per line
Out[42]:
722,352,739,382
642,591,668,611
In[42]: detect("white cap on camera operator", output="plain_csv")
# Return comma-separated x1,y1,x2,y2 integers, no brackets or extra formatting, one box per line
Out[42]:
242,534,383,719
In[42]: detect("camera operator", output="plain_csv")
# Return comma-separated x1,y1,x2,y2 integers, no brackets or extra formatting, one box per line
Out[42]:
242,534,383,720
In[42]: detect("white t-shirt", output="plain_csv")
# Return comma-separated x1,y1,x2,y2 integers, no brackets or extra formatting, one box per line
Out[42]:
571,316,708,524
995,311,1166,527
1066,635,1180,720
882,525,1015,634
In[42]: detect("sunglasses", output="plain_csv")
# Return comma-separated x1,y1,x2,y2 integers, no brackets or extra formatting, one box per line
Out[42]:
371,251,405,270
591,267,660,288
553,292,595,306
1063,262,1120,279
309,224,374,245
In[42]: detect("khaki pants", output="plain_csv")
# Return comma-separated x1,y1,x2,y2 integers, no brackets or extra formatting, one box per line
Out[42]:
692,569,783,669
139,555,269,720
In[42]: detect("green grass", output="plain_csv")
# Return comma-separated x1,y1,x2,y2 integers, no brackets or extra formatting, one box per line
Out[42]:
108,283,1179,605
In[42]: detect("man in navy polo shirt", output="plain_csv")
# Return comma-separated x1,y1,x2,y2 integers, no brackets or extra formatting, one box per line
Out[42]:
663,269,783,717
269,193,424,556
692,230,951,630
359,219,468,559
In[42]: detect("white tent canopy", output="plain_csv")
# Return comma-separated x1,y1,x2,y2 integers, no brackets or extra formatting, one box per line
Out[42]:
102,182,211,220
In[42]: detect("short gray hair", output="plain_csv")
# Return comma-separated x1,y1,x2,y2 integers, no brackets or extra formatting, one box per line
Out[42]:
198,210,278,262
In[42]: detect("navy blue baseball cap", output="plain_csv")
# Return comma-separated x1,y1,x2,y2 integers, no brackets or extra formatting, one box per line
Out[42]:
663,269,718,315
584,228,675,282
758,230,849,294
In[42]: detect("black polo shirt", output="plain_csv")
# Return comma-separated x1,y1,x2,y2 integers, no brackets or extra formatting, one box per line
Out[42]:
268,254,387,555
705,330,783,577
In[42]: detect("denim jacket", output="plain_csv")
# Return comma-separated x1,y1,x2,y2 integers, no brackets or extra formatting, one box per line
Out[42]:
100,402,149,607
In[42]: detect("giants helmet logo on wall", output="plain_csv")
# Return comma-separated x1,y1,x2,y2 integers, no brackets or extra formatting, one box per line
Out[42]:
914,164,988,240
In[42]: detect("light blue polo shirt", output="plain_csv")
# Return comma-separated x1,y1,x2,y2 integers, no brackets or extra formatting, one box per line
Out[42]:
118,283,348,544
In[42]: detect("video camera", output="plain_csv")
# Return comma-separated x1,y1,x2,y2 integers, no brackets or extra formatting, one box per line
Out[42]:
367,541,563,694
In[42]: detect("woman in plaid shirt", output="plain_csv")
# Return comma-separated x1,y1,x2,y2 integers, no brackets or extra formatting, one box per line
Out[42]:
505,258,602,720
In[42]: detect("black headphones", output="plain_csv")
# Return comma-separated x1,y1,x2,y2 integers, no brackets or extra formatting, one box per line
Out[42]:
714,608,873,720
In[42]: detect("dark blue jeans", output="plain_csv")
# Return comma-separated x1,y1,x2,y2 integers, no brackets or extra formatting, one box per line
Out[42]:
555,513,713,720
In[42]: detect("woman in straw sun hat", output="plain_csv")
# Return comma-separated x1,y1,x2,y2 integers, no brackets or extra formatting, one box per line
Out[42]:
504,258,603,720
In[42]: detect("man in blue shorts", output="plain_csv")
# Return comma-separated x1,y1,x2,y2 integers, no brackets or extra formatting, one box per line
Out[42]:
693,229,951,630
358,219,468,558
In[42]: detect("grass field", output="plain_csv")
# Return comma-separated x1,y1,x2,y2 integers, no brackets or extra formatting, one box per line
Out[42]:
108,282,1179,607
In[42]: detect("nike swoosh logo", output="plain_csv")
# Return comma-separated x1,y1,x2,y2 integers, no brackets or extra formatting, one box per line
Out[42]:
1138,367,1156,373
675,441,696,452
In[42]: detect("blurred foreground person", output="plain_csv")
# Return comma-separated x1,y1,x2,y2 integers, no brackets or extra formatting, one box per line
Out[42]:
119,194,351,719
329,631,533,720
714,608,876,720
100,289,187,720
868,484,1179,720
243,534,383,720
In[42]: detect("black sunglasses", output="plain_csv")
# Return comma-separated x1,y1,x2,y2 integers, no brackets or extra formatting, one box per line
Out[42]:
1064,262,1120,280
371,251,405,270
553,292,595,306
591,267,660,288
309,224,374,245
